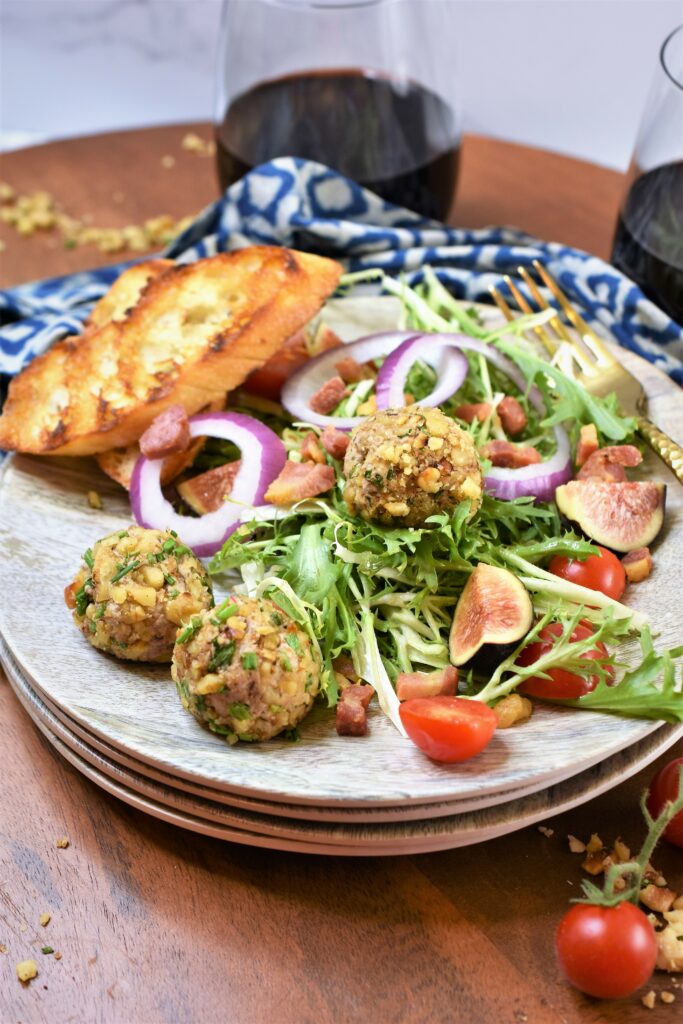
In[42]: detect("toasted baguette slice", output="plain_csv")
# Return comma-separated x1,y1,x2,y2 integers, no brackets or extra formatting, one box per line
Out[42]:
0,247,342,456
86,259,173,329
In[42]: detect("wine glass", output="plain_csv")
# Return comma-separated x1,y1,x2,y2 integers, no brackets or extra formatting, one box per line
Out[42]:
611,23,683,323
214,0,462,220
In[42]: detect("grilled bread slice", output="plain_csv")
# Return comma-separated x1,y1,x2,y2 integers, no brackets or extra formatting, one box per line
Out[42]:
86,259,173,329
0,247,342,456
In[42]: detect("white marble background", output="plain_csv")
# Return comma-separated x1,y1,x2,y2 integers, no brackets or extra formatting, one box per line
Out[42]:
0,0,680,168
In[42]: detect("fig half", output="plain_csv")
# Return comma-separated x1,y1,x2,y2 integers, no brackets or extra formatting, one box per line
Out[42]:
449,564,533,667
555,480,665,553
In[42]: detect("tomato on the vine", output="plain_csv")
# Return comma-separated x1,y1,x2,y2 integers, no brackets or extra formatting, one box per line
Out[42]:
647,757,683,848
398,696,497,763
555,902,657,999
517,622,613,699
548,547,626,601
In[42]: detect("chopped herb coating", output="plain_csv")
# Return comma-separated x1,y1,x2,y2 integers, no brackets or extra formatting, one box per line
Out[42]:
177,616,203,645
241,652,258,670
213,601,238,623
83,548,94,570
163,572,176,586
110,559,140,584
228,702,251,720
285,634,301,653
207,639,236,672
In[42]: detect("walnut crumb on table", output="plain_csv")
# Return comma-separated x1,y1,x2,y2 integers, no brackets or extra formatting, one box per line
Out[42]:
16,959,38,983
642,990,657,1009
39,912,51,927
537,826,554,838
87,490,102,510
661,992,676,1004
55,836,69,849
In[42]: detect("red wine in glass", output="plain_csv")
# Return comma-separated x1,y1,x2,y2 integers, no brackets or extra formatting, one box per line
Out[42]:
215,69,461,221
611,160,683,323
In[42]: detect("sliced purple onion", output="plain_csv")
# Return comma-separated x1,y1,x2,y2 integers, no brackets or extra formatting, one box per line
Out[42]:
130,412,287,557
281,331,421,430
375,335,468,410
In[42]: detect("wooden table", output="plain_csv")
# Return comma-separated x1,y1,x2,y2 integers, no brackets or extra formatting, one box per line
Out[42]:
1,125,680,1024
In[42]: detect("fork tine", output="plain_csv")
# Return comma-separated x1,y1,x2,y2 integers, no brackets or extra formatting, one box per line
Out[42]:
517,267,573,344
489,283,557,358
502,275,558,356
532,261,615,367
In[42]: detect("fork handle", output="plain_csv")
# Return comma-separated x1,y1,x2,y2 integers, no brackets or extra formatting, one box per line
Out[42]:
636,416,683,484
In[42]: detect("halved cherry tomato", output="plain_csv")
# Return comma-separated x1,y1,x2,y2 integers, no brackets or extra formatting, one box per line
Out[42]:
399,696,497,763
548,547,626,601
517,622,613,699
647,757,683,848
555,902,658,999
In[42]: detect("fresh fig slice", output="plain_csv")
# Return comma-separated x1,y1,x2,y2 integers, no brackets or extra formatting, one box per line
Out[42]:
449,564,533,667
555,480,665,553
176,460,241,515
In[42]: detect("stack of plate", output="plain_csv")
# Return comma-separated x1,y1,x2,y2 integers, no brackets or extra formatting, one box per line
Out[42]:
1,300,681,855
2,447,682,855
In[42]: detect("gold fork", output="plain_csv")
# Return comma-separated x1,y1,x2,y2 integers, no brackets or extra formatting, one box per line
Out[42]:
489,260,683,484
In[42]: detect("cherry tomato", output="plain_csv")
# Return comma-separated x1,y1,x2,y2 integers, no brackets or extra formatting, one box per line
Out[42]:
517,622,613,699
647,757,683,848
555,902,657,999
399,696,497,763
548,547,626,601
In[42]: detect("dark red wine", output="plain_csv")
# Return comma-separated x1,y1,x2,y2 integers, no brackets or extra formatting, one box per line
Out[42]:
611,160,683,324
215,69,460,221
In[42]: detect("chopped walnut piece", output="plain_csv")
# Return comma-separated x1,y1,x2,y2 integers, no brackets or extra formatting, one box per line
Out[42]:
655,909,683,972
493,693,533,729
582,834,607,874
87,490,102,510
612,838,631,863
641,990,656,1009
39,912,51,927
537,826,554,838
642,883,677,914
16,960,38,983
56,836,70,849
661,992,676,1004
54,951,62,961
567,834,586,854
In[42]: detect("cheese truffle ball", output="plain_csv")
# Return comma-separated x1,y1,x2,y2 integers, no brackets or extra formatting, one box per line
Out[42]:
66,526,213,662
172,596,320,743
343,407,483,526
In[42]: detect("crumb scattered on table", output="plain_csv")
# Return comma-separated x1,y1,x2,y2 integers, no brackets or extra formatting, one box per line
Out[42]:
661,992,676,1004
87,490,102,510
161,155,176,169
41,946,54,955
537,826,554,838
39,912,51,927
54,951,62,961
16,959,38,983
56,836,70,849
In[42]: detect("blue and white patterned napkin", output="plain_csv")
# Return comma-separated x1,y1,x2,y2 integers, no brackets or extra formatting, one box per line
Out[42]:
1,157,681,385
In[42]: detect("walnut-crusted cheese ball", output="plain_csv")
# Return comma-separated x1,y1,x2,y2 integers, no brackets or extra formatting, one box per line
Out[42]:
172,596,321,743
65,526,213,662
343,407,483,526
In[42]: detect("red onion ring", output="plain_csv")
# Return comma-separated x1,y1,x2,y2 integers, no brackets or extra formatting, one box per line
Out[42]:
375,335,468,410
130,412,287,557
281,332,421,430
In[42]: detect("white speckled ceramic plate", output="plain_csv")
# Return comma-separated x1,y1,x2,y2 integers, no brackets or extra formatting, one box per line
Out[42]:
1,299,681,816
4,635,682,855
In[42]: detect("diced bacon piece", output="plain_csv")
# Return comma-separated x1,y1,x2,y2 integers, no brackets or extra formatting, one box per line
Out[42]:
576,423,599,467
64,581,77,609
396,666,459,701
300,431,326,464
264,460,335,505
481,440,541,468
497,396,527,436
622,547,653,582
455,402,492,424
139,404,190,460
577,445,642,483
335,684,375,737
176,461,241,514
321,425,350,460
334,355,375,384
309,375,349,415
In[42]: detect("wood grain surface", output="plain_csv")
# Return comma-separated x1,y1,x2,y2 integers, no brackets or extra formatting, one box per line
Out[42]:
1,127,681,1024
0,124,625,289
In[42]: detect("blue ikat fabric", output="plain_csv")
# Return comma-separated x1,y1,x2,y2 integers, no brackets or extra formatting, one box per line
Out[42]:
1,157,681,385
